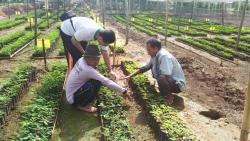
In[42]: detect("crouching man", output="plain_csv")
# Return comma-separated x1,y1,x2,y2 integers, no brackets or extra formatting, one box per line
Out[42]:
66,44,127,113
124,38,186,105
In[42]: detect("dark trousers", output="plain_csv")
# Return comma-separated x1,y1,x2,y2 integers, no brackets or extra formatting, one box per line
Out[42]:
156,75,181,96
73,79,101,107
59,29,88,66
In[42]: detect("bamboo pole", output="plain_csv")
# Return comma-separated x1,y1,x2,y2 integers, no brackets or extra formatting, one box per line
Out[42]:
113,40,116,67
240,73,250,141
102,0,105,28
190,0,195,26
221,2,225,26
236,0,248,50
125,0,130,45
164,0,168,46
34,0,38,46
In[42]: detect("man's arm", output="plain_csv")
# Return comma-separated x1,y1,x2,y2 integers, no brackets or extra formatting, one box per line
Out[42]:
71,36,85,54
102,51,112,72
101,46,117,79
88,69,126,93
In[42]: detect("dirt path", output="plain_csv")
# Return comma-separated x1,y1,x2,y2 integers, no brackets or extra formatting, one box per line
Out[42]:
113,67,157,141
52,95,101,141
106,18,249,141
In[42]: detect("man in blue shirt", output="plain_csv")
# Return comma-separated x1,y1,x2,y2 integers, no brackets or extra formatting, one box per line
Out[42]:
124,38,186,105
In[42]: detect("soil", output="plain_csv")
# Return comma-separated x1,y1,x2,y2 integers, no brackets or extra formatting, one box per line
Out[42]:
113,67,157,141
106,17,249,141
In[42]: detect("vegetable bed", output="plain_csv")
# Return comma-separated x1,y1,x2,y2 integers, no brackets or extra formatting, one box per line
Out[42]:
32,29,59,57
121,61,196,141
14,63,66,141
98,64,135,141
0,18,26,31
0,31,39,57
0,64,36,126
0,31,26,48
177,37,236,60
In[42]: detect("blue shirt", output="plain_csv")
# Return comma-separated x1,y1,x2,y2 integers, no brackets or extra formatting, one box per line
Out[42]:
140,48,186,90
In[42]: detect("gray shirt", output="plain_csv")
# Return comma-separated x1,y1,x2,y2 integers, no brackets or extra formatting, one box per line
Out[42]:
66,58,126,104
140,48,186,88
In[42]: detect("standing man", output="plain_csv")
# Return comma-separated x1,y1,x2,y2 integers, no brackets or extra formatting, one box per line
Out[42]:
66,44,128,113
124,38,186,105
60,16,116,78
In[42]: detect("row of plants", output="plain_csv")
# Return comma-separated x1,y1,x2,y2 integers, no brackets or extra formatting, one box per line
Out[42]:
0,10,45,31
121,61,196,141
177,37,235,60
0,31,26,47
204,36,250,55
0,31,39,57
98,63,135,141
0,18,26,31
149,15,217,26
14,63,66,141
0,64,36,126
32,28,59,57
232,36,250,44
24,11,60,31
193,38,239,57
130,15,181,36
134,15,207,37
138,15,250,35
112,15,157,37
191,25,238,35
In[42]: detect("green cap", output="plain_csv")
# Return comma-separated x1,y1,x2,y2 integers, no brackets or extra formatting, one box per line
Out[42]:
84,45,101,57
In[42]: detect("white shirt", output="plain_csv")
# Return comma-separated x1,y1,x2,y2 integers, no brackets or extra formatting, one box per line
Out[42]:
60,17,103,42
140,48,186,88
66,58,126,104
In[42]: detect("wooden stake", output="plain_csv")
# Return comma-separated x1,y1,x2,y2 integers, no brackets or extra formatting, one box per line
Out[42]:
240,73,250,141
113,40,116,67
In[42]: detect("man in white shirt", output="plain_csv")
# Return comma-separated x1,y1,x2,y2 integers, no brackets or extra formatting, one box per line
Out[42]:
124,38,186,105
60,16,116,78
66,44,127,113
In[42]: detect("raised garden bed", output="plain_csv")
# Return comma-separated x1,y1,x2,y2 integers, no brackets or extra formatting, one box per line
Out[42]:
32,29,59,58
0,64,36,126
14,63,66,140
98,63,135,141
121,61,196,141
0,31,40,58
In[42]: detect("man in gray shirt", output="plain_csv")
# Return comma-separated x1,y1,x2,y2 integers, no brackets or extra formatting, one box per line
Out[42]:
124,38,186,105
66,44,127,113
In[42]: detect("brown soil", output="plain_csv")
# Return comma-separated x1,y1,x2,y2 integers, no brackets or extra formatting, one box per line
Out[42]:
106,17,249,141
113,67,157,141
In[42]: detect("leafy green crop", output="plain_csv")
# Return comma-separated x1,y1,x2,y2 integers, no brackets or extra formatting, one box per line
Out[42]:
32,29,59,57
0,64,35,126
122,61,196,141
0,19,26,30
98,64,135,141
0,31,40,57
177,37,235,60
14,63,66,141
0,31,25,47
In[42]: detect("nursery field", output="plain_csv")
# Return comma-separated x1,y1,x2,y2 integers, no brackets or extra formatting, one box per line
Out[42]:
0,0,249,141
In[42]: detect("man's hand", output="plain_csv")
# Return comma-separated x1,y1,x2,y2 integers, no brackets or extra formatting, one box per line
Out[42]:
122,75,131,82
109,70,117,80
